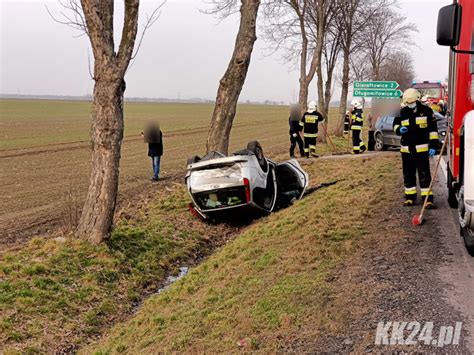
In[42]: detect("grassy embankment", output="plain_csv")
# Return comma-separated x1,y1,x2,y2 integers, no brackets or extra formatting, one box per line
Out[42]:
1,153,400,353
88,153,400,353
0,183,237,353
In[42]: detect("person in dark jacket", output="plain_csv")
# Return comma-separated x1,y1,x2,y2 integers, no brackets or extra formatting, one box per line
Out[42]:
393,88,439,207
288,104,304,158
141,121,163,181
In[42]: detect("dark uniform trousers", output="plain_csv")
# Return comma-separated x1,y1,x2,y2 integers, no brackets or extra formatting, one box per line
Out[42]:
290,134,304,157
401,150,433,203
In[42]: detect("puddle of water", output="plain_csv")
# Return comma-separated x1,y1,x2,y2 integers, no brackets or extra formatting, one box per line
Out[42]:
157,266,189,294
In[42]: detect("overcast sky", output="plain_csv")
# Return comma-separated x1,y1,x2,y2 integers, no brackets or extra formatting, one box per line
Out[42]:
0,0,450,103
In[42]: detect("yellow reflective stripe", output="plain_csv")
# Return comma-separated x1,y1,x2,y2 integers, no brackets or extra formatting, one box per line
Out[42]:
416,116,427,124
393,125,400,132
303,133,318,138
405,190,417,195
401,119,410,126
429,132,439,140
353,146,360,150
420,189,434,196
299,121,304,126
351,126,362,130
416,144,429,152
359,142,365,147
400,146,410,153
309,145,316,149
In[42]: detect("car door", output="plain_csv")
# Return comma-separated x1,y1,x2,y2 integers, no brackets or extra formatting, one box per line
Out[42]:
275,159,309,207
385,116,398,146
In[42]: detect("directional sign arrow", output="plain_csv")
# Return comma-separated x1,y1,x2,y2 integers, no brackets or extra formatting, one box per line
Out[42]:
354,81,399,90
353,89,403,99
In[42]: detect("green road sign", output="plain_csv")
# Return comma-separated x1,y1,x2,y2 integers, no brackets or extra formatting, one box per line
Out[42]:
354,81,399,90
353,89,403,99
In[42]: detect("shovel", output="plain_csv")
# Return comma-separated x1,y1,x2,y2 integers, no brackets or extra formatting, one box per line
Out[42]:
412,137,448,226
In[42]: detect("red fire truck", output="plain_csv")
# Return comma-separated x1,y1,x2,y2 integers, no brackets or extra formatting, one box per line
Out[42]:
437,0,474,251
411,80,447,104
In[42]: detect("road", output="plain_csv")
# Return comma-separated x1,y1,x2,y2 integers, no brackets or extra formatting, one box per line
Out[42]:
437,158,474,350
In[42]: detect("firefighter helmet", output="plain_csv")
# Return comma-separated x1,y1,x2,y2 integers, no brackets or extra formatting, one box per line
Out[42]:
308,101,317,111
351,99,362,109
402,88,421,104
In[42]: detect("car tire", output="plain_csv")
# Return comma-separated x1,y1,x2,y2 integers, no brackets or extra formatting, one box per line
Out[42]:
462,226,474,256
187,155,201,166
447,165,458,208
247,141,268,172
374,132,386,151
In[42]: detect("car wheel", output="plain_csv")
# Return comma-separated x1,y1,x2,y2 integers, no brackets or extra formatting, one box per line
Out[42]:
187,155,201,166
447,165,458,208
374,133,386,151
247,141,268,172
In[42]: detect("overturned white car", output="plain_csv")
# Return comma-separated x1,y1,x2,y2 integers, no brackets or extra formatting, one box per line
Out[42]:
185,141,309,221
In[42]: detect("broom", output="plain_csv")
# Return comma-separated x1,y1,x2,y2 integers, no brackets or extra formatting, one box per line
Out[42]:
412,136,448,226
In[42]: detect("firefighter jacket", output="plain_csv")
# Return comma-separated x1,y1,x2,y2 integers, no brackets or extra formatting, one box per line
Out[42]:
393,101,439,154
300,111,324,138
350,108,364,130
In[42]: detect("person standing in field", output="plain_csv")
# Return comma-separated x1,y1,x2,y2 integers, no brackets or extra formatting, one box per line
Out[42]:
300,101,324,158
288,104,304,158
141,120,163,182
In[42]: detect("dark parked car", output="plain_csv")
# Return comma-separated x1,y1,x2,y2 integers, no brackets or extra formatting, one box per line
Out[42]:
374,112,447,151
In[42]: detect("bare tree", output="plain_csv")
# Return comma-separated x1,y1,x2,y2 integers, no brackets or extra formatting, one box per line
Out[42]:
262,1,322,111
363,6,416,80
206,0,261,154
378,50,415,91
310,2,340,120
333,0,389,136
51,0,161,244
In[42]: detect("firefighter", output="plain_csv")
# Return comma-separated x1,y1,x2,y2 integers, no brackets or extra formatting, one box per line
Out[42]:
288,104,304,158
350,99,366,154
300,101,324,158
393,88,439,207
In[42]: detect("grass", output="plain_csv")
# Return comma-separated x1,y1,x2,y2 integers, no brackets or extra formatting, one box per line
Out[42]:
87,154,401,353
0,185,234,353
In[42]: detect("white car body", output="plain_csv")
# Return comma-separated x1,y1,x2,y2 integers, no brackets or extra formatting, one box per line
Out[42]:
185,151,308,221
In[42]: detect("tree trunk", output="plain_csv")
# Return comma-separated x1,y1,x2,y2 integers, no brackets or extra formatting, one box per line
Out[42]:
323,67,333,119
75,0,139,244
206,0,260,155
336,48,350,136
77,77,125,244
299,77,309,110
